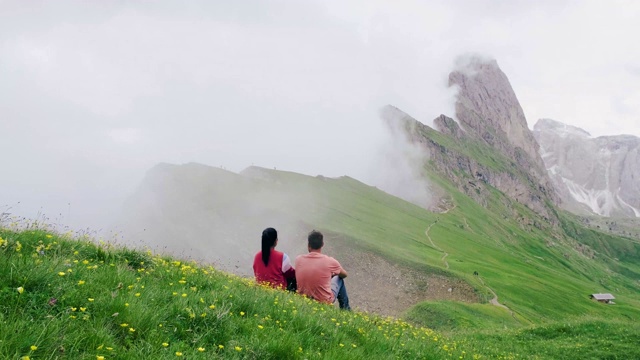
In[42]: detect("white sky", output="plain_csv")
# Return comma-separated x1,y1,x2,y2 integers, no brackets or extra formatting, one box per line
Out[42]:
1,0,639,229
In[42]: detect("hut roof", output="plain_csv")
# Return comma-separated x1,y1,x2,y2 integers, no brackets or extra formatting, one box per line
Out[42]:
591,293,615,300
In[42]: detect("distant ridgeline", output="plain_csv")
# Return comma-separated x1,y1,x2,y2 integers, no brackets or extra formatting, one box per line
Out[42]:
533,118,640,218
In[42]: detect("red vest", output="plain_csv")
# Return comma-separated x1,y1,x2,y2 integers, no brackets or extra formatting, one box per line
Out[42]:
253,249,286,289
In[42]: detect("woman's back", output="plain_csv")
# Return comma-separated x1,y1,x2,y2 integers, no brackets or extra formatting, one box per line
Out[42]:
253,248,288,289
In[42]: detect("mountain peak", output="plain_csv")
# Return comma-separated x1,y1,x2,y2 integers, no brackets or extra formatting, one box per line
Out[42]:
448,56,556,201
534,119,591,138
449,56,542,165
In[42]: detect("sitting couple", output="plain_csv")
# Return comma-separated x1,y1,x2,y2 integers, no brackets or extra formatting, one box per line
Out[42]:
252,228,350,310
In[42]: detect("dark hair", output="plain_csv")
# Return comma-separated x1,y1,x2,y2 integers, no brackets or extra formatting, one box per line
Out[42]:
261,227,278,266
308,230,323,250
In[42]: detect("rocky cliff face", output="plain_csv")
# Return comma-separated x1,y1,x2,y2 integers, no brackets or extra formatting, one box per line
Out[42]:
533,118,640,218
449,57,551,187
383,57,559,223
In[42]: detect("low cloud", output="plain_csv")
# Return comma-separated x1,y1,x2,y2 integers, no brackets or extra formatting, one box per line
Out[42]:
1,0,638,233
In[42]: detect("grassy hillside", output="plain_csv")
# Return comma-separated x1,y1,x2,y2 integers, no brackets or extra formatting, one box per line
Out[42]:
256,168,640,323
3,228,640,359
0,229,465,360
117,163,640,331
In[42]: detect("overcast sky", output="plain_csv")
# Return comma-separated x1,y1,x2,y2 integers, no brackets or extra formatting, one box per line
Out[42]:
1,0,639,229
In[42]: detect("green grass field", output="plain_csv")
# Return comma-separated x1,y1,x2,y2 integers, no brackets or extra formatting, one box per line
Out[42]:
246,168,640,324
0,229,472,359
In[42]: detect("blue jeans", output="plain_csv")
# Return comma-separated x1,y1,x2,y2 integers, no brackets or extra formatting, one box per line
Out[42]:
331,276,351,310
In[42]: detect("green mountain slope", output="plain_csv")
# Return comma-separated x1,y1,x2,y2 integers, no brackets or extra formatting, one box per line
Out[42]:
116,162,640,330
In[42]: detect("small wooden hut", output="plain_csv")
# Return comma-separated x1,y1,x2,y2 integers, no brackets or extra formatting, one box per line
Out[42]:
590,293,615,304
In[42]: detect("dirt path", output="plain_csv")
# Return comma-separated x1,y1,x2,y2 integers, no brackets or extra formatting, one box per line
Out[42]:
425,225,449,270
477,276,510,311
441,253,449,270
462,217,475,234
426,219,513,316
440,204,457,214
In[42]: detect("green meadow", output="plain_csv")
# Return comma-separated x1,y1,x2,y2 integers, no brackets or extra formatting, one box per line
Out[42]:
0,229,471,359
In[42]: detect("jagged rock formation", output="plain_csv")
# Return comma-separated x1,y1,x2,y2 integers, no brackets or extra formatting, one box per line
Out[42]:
533,118,640,218
382,57,559,224
449,58,549,183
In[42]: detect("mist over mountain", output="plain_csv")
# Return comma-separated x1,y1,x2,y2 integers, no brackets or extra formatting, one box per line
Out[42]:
383,56,559,224
533,118,640,218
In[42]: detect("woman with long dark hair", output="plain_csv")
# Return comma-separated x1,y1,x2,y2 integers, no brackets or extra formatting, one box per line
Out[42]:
252,227,295,290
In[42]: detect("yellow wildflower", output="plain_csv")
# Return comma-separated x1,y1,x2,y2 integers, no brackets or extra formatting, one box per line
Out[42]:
198,347,205,352
88,298,94,302
129,328,135,332
58,272,66,276
235,346,242,352
78,280,85,285
175,352,183,357
21,356,30,360
17,287,24,294
30,345,38,351
162,343,169,347
218,345,224,349
96,356,105,360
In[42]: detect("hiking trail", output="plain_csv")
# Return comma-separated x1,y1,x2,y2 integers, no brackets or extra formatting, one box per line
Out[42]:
477,276,510,311
424,224,449,269
426,210,516,318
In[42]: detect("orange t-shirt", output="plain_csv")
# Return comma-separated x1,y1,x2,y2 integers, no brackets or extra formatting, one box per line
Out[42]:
295,252,344,303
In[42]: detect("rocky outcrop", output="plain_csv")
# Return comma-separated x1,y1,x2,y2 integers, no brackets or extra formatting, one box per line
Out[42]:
533,118,640,218
382,57,559,223
449,57,552,190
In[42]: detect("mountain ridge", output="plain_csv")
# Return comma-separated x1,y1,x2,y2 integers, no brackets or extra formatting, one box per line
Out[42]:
533,118,640,218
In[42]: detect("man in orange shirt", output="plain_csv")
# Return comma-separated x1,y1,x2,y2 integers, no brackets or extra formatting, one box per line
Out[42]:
295,230,351,310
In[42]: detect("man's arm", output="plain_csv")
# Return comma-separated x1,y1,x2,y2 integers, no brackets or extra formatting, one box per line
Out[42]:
337,268,347,279
331,258,347,278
